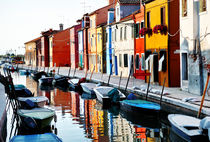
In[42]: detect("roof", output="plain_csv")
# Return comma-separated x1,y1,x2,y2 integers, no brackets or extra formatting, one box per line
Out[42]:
24,37,41,44
119,0,140,4
89,4,113,16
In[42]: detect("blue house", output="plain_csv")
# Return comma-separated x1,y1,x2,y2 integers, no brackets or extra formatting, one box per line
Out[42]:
106,8,115,75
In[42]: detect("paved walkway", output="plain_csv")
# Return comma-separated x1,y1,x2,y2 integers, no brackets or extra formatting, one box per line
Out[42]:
21,65,210,116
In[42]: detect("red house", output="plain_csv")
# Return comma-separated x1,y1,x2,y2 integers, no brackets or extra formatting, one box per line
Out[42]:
70,24,81,69
52,27,71,67
82,13,90,71
133,6,145,80
40,29,59,67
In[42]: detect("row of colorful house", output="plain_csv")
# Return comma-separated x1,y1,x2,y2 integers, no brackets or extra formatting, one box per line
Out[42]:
25,0,210,96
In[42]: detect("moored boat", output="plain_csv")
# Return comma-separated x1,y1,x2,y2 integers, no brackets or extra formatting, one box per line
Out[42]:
31,71,48,81
120,99,161,115
168,114,209,142
10,133,62,142
53,74,70,87
17,96,49,108
80,82,98,95
93,86,126,106
17,108,55,129
68,77,86,91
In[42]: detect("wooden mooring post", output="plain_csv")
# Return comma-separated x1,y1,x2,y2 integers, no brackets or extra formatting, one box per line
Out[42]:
125,62,133,92
107,65,113,85
57,66,60,74
68,66,71,77
118,71,122,89
197,72,210,118
89,66,95,81
145,76,151,101
160,77,166,105
73,67,77,77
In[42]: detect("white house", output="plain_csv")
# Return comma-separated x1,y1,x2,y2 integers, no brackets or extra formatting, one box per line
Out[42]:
180,0,210,95
112,18,135,77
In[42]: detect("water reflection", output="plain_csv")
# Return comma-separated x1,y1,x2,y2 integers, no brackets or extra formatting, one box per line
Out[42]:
7,72,170,142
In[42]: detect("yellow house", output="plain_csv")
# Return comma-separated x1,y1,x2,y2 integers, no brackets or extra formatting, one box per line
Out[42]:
49,36,53,67
96,26,105,73
144,0,180,87
88,13,98,72
24,37,40,67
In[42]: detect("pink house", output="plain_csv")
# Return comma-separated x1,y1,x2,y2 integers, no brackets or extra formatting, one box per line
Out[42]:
70,24,81,69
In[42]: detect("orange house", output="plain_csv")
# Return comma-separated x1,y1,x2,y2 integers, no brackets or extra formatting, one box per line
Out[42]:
133,6,145,80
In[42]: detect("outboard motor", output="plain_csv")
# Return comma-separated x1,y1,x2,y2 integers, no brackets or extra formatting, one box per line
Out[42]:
200,117,210,141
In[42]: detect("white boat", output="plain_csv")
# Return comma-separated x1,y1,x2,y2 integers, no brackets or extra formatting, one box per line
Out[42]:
93,86,126,105
168,114,209,142
17,96,49,108
80,82,98,95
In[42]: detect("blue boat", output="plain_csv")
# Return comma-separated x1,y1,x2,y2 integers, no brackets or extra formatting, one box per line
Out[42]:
120,99,161,114
10,133,62,142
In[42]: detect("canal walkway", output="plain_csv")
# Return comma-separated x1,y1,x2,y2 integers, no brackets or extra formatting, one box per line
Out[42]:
22,65,210,116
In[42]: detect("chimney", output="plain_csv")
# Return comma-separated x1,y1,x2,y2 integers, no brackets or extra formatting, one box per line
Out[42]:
59,23,63,31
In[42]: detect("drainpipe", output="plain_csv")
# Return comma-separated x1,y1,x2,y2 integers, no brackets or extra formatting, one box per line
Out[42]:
194,0,204,95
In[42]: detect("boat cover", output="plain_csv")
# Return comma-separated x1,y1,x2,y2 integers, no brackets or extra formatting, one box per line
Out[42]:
121,100,161,110
17,108,55,120
10,133,62,142
17,96,49,103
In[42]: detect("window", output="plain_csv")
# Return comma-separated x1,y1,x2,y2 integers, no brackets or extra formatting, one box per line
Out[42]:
119,54,122,67
135,23,140,38
161,7,165,25
140,21,144,38
124,54,128,67
147,12,151,28
91,38,93,46
182,0,187,17
90,20,92,27
200,0,206,12
135,54,140,70
120,27,123,40
41,56,44,61
124,26,127,40
89,32,90,43
117,8,119,17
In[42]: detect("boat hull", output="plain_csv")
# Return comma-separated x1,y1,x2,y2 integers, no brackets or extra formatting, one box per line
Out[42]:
120,100,160,115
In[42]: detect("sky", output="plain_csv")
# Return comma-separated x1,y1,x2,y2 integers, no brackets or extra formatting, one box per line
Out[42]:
0,0,108,55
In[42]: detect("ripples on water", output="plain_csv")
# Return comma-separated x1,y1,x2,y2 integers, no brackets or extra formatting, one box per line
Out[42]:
6,72,171,142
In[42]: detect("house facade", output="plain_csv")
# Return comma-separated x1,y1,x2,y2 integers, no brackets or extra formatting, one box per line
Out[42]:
180,0,210,95
70,24,81,69
24,37,41,66
78,29,84,69
144,0,180,87
51,27,70,67
40,29,59,67
133,7,145,80
88,4,113,72
113,18,135,77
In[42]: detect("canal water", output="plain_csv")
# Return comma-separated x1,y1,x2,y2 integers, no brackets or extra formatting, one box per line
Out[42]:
6,71,173,142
